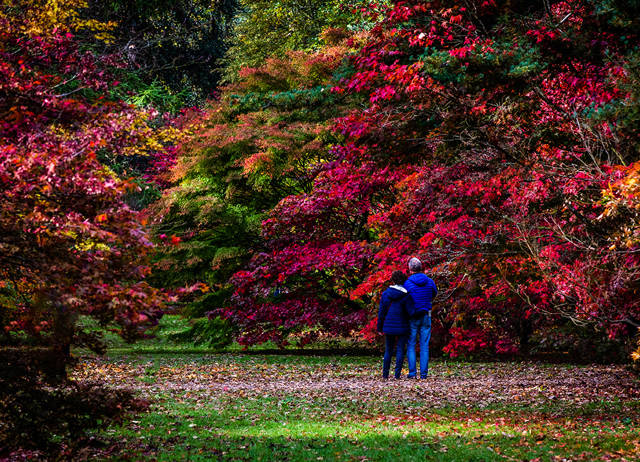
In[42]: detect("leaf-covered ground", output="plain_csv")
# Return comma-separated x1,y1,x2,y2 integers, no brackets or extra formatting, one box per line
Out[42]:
71,354,640,461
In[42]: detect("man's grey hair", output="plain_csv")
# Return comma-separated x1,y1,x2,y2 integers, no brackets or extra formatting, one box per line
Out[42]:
408,257,422,272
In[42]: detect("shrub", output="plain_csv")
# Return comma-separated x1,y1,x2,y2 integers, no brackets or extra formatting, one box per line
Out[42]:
0,348,148,456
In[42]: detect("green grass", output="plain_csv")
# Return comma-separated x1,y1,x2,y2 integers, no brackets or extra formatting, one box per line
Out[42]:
75,353,640,461
75,315,375,355
77,314,266,355
109,401,634,462
76,315,223,354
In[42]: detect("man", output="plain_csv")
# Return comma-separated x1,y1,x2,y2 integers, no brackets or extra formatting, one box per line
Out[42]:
404,257,437,379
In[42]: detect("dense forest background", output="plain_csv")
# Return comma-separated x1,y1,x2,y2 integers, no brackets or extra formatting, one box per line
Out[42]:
2,0,640,374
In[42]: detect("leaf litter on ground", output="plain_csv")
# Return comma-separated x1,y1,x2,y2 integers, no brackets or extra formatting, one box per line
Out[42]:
69,354,640,461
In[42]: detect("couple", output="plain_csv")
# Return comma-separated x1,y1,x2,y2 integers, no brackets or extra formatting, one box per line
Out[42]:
377,257,437,379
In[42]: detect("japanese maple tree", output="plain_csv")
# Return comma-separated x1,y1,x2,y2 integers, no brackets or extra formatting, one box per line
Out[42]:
0,1,175,368
152,41,359,344
222,0,640,358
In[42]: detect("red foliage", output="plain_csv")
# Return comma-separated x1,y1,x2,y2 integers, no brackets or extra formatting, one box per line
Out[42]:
0,16,170,351
223,0,640,355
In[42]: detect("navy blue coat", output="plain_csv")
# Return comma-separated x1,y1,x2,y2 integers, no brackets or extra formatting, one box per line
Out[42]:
377,286,412,335
404,273,437,318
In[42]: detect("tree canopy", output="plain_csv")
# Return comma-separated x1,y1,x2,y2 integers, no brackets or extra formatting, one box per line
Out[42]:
207,0,640,358
1,0,639,364
0,0,178,363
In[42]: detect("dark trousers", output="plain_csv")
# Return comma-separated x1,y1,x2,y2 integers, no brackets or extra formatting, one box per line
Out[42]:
383,334,407,379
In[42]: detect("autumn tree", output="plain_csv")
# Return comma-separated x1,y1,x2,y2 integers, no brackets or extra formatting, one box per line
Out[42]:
222,0,640,359
0,0,178,374
151,42,358,345
223,0,370,79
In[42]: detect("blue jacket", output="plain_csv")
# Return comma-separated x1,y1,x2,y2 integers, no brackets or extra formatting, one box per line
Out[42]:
377,285,412,335
404,273,437,318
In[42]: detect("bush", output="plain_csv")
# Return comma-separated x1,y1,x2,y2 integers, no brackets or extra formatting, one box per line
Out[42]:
169,316,234,349
0,348,147,456
529,325,631,364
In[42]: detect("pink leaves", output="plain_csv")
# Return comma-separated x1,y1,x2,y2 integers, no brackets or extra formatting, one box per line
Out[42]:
210,0,640,356
370,85,397,103
419,232,436,248
448,47,469,59
1,18,171,344
443,328,491,357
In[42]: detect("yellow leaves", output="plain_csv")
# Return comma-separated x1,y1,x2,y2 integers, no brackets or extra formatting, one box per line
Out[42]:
51,224,111,252
600,162,640,248
1,0,116,40
75,239,110,252
121,122,186,157
81,109,188,159
632,329,640,364
48,124,74,140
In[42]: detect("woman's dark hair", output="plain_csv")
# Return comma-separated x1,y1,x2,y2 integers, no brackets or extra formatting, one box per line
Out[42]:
391,270,407,286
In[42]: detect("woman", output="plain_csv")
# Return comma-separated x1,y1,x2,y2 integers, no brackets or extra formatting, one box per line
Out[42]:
377,270,413,379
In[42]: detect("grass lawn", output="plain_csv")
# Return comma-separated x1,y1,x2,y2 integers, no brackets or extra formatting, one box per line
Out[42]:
71,351,640,461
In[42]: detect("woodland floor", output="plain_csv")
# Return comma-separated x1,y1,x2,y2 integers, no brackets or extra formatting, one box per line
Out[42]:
68,353,640,461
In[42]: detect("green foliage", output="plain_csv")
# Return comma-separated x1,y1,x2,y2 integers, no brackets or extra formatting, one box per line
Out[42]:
123,179,163,211
88,0,238,103
74,314,191,352
111,76,194,114
419,40,545,87
590,0,640,27
223,0,367,80
605,50,640,154
169,317,234,348
228,85,339,114
151,47,352,329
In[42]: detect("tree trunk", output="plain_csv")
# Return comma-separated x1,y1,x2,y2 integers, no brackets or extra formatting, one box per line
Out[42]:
50,305,76,383
519,318,533,356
